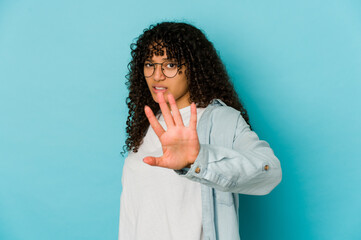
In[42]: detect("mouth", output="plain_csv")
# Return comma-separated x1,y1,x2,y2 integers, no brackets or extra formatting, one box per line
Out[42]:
152,86,168,93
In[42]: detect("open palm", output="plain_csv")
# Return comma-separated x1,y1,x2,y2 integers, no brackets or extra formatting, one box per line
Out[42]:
143,92,200,170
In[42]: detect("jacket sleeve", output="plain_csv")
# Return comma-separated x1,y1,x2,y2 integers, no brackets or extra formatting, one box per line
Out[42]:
175,109,282,195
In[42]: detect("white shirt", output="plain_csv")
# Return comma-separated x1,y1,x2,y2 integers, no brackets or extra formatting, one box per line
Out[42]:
118,105,206,240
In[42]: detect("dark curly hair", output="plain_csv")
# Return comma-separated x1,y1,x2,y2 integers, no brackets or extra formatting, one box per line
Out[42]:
124,21,251,153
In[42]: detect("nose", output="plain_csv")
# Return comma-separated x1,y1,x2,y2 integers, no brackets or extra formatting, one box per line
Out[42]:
153,64,166,81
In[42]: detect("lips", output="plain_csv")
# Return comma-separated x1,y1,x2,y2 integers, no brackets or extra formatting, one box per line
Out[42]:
152,86,168,93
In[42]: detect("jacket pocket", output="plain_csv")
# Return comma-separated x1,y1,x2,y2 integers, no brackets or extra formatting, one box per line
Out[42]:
214,190,234,206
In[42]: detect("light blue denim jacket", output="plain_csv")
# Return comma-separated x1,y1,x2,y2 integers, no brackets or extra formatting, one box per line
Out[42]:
176,99,282,240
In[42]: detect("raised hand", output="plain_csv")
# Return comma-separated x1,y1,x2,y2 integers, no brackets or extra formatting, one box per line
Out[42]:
143,92,200,170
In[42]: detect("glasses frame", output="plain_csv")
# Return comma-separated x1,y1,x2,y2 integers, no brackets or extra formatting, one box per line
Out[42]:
143,61,186,78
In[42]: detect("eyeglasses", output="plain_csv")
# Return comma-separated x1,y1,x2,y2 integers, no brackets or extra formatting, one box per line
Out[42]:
143,60,185,78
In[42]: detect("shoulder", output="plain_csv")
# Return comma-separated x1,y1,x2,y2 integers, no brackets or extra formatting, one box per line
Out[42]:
205,99,243,123
196,100,244,146
199,99,248,134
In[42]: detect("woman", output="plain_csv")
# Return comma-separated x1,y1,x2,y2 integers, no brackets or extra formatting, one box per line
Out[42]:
119,21,282,240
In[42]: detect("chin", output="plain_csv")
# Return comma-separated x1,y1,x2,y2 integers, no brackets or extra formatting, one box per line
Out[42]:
152,92,170,103
151,95,158,103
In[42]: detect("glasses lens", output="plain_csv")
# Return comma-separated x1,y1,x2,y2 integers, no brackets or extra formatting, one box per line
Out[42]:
143,61,181,78
144,62,154,77
162,61,178,78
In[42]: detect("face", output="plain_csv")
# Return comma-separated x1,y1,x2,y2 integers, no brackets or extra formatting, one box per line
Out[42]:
144,49,190,109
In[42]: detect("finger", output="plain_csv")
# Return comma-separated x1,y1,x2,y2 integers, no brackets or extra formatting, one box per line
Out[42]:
144,105,165,138
143,156,158,166
167,94,184,126
189,102,197,130
157,92,175,128
143,156,166,168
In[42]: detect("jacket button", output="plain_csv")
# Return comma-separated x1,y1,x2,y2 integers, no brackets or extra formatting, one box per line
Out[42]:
264,165,269,171
195,167,201,173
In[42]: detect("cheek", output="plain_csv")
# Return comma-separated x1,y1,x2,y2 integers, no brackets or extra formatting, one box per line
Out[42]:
174,72,188,89
182,82,189,93
145,79,155,97
180,77,189,92
145,79,152,90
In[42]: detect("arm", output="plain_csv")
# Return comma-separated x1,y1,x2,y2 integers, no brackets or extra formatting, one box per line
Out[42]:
143,93,281,195
177,111,282,195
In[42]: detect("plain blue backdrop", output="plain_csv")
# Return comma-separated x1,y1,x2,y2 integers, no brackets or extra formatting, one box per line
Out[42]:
1,0,360,239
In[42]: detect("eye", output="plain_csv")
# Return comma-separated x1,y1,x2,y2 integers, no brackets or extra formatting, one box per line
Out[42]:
165,62,177,69
144,62,154,68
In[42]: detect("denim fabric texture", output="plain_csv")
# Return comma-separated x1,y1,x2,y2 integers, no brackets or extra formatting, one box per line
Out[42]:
175,99,282,240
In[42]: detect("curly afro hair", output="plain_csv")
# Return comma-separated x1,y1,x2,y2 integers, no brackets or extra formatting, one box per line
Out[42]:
124,21,251,153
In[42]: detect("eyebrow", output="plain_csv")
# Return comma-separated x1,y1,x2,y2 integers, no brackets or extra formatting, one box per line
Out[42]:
145,58,176,62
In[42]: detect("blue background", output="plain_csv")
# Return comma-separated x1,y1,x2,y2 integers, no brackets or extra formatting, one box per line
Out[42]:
1,0,360,239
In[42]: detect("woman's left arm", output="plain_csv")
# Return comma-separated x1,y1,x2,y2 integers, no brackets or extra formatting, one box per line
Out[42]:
143,93,282,195
177,110,282,195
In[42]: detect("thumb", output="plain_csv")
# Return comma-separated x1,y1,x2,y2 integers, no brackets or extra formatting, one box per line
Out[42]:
143,156,162,166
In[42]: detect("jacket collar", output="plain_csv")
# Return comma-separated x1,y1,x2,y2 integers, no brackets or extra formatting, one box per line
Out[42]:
210,98,227,107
